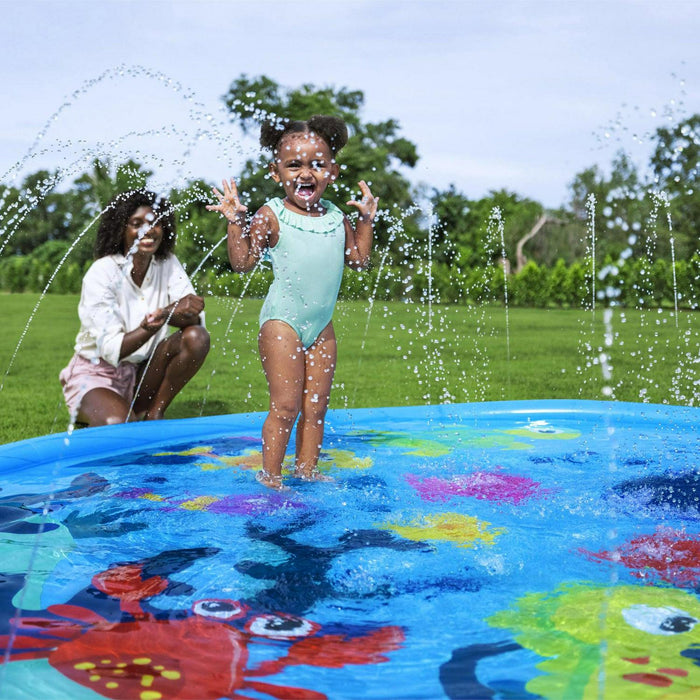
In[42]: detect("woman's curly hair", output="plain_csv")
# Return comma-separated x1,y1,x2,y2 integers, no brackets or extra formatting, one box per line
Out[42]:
94,190,176,260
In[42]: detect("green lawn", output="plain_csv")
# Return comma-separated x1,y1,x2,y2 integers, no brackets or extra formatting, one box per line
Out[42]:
1,293,698,445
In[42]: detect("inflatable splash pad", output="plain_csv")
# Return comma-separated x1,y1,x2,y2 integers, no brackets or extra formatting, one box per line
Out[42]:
1,400,700,699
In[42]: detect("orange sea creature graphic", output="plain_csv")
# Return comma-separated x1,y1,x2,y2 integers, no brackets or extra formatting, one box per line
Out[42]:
0,553,404,699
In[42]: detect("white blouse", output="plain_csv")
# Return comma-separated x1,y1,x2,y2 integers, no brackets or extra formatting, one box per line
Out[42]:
73,253,200,366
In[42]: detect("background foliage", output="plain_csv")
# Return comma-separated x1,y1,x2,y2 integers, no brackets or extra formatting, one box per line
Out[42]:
1,76,698,308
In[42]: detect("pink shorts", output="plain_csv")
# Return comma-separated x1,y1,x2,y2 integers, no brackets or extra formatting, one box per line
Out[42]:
59,354,138,415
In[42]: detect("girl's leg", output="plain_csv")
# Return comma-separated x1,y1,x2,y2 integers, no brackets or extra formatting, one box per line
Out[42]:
258,320,305,487
77,388,132,426
133,325,210,420
294,322,337,479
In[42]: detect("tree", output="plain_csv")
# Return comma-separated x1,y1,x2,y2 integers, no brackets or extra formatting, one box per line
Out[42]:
567,152,653,263
169,179,231,278
222,75,421,256
74,159,152,213
0,159,166,293
429,186,475,266
650,114,700,258
1,171,72,255
431,187,545,270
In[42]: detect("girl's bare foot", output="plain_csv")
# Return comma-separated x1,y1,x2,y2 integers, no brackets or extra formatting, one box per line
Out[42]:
293,466,334,482
255,469,288,490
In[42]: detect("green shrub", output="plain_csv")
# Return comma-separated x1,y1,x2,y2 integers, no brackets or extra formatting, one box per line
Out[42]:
512,261,548,307
2,249,698,311
547,259,571,307
0,256,31,292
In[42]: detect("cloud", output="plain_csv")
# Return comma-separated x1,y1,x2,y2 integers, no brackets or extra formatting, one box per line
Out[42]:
1,0,698,206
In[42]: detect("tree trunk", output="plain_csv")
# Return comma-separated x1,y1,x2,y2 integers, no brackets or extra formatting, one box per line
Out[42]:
516,214,548,273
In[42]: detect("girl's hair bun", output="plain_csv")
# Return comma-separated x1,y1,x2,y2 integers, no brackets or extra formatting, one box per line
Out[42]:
259,118,290,152
307,115,348,154
260,115,349,156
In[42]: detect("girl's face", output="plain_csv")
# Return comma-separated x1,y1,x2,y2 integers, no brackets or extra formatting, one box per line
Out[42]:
270,132,339,214
122,206,164,257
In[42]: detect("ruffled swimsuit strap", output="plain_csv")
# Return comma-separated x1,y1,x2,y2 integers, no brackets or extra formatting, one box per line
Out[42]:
267,197,345,235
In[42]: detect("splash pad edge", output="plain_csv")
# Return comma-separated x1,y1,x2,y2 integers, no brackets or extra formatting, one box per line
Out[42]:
2,399,698,476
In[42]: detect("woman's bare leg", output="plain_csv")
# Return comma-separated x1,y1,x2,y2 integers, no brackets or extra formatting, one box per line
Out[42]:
258,320,305,488
134,325,210,420
77,388,132,427
295,323,337,479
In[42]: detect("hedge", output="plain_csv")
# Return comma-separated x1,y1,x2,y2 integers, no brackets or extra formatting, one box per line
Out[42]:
2,253,699,310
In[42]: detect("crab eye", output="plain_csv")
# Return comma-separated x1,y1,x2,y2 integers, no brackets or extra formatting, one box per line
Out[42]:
246,613,321,639
192,599,247,620
622,605,698,635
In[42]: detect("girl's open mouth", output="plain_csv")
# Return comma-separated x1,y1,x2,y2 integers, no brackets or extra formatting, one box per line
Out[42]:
295,183,316,199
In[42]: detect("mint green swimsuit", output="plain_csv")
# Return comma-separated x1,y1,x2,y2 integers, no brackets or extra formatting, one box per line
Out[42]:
260,197,346,348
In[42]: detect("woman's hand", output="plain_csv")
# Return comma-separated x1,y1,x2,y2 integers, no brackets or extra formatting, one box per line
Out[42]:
207,178,248,224
140,311,167,333
347,180,379,223
159,294,205,328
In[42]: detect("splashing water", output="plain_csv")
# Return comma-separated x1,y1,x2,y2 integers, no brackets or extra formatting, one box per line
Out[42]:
2,64,700,700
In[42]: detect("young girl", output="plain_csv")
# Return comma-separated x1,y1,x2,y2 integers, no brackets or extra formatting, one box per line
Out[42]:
208,115,377,488
60,190,210,426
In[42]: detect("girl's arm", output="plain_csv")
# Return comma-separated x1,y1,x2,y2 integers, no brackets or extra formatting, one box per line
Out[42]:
207,178,271,272
344,180,378,270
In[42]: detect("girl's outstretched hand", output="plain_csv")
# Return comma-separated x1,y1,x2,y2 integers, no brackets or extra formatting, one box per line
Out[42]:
207,178,248,223
347,180,379,223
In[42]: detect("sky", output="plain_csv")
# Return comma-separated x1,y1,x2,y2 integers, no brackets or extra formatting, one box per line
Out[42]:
1,0,698,209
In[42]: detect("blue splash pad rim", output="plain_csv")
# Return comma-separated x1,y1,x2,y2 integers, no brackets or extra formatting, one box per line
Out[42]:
2,399,699,474
2,399,700,699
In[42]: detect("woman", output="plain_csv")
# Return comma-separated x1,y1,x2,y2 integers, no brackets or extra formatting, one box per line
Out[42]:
60,190,210,426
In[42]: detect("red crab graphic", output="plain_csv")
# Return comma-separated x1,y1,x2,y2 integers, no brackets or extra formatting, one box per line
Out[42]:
1,560,404,699
579,526,700,587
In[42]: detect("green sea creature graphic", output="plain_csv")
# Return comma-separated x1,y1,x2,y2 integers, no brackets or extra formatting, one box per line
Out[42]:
489,582,700,698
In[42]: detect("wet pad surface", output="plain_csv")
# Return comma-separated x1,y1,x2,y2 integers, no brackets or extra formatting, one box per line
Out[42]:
1,400,700,699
